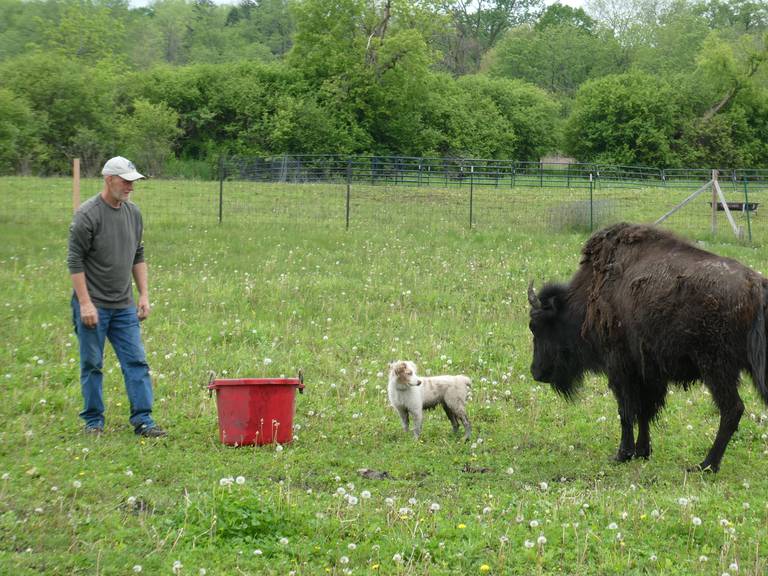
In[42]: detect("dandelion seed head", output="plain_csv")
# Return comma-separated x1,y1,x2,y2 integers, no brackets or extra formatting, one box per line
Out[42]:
279,537,289,545
524,539,535,549
430,502,441,512
72,480,82,489
537,535,547,545
235,476,245,485
132,566,142,573
692,516,702,526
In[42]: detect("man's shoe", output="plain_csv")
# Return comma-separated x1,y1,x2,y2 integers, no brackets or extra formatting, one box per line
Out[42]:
135,425,167,438
83,426,104,435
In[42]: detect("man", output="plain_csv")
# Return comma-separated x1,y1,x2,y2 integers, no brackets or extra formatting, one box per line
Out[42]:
67,156,167,437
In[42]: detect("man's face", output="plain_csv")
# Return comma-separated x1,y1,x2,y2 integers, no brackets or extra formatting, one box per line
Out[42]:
106,175,134,204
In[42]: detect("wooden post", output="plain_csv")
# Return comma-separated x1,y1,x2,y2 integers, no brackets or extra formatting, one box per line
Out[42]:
72,158,81,212
711,169,718,236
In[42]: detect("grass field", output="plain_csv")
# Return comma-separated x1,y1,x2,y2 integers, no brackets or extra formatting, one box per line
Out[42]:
3,177,768,575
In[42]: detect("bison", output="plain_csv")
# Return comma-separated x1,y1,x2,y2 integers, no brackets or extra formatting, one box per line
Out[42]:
528,222,768,472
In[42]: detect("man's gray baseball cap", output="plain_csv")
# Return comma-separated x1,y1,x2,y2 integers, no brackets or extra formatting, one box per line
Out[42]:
101,156,145,181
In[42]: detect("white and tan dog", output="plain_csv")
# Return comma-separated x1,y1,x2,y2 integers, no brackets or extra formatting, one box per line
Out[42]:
387,360,472,440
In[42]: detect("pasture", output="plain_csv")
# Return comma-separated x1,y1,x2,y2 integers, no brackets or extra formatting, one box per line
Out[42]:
2,176,768,575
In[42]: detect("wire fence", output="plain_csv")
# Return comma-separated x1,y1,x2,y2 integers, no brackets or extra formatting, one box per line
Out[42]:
4,155,768,243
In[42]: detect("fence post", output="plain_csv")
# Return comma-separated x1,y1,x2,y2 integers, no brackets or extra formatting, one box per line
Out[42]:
72,158,81,212
346,158,352,230
711,169,718,236
218,155,224,224
744,176,752,242
589,173,594,232
469,169,474,229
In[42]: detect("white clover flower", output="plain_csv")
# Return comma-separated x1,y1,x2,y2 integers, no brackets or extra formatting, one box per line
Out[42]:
651,509,660,519
125,469,134,477
615,532,623,542
524,540,535,549
2,473,9,481
253,549,262,556
537,535,547,545
692,516,702,526
235,476,246,485
650,554,657,562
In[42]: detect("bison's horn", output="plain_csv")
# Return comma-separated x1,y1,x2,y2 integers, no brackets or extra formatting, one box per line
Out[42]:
527,280,541,309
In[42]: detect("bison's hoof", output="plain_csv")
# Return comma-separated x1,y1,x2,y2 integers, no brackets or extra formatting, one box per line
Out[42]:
614,450,634,463
634,447,651,459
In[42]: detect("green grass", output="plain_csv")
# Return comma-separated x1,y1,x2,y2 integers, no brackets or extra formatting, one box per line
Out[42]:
2,177,768,575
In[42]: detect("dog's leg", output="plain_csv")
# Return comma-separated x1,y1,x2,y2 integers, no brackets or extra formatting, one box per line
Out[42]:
442,403,460,434
397,407,410,433
412,409,423,439
455,407,471,440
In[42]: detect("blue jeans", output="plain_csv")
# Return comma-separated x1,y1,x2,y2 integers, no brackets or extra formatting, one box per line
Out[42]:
71,297,156,431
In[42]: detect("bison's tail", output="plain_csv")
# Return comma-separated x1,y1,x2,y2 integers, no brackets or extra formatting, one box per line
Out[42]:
748,287,768,405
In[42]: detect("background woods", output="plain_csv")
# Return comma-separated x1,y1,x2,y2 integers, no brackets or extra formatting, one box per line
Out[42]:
0,0,767,176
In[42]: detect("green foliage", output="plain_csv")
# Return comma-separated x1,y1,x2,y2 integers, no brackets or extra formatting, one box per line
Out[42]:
119,98,182,176
564,71,684,166
0,88,44,175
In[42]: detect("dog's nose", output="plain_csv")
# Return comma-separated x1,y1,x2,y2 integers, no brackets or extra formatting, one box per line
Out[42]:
416,379,422,386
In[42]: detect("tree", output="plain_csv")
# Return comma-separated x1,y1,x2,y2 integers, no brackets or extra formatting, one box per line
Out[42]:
564,71,684,166
486,23,623,98
438,0,543,74
0,52,120,173
119,98,181,176
0,88,45,174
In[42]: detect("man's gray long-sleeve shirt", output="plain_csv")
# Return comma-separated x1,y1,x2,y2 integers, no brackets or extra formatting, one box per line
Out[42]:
67,194,145,308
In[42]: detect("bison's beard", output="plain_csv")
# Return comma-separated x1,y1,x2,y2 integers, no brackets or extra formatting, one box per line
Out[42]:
548,348,587,400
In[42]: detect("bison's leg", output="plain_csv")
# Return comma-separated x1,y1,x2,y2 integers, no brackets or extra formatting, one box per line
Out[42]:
635,417,652,459
696,383,744,473
636,391,665,459
608,373,637,462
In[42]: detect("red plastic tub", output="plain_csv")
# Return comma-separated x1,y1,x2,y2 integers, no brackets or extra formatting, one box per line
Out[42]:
208,378,305,446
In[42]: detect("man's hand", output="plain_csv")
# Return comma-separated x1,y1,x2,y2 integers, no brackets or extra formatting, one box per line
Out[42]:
80,301,99,328
137,294,151,321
